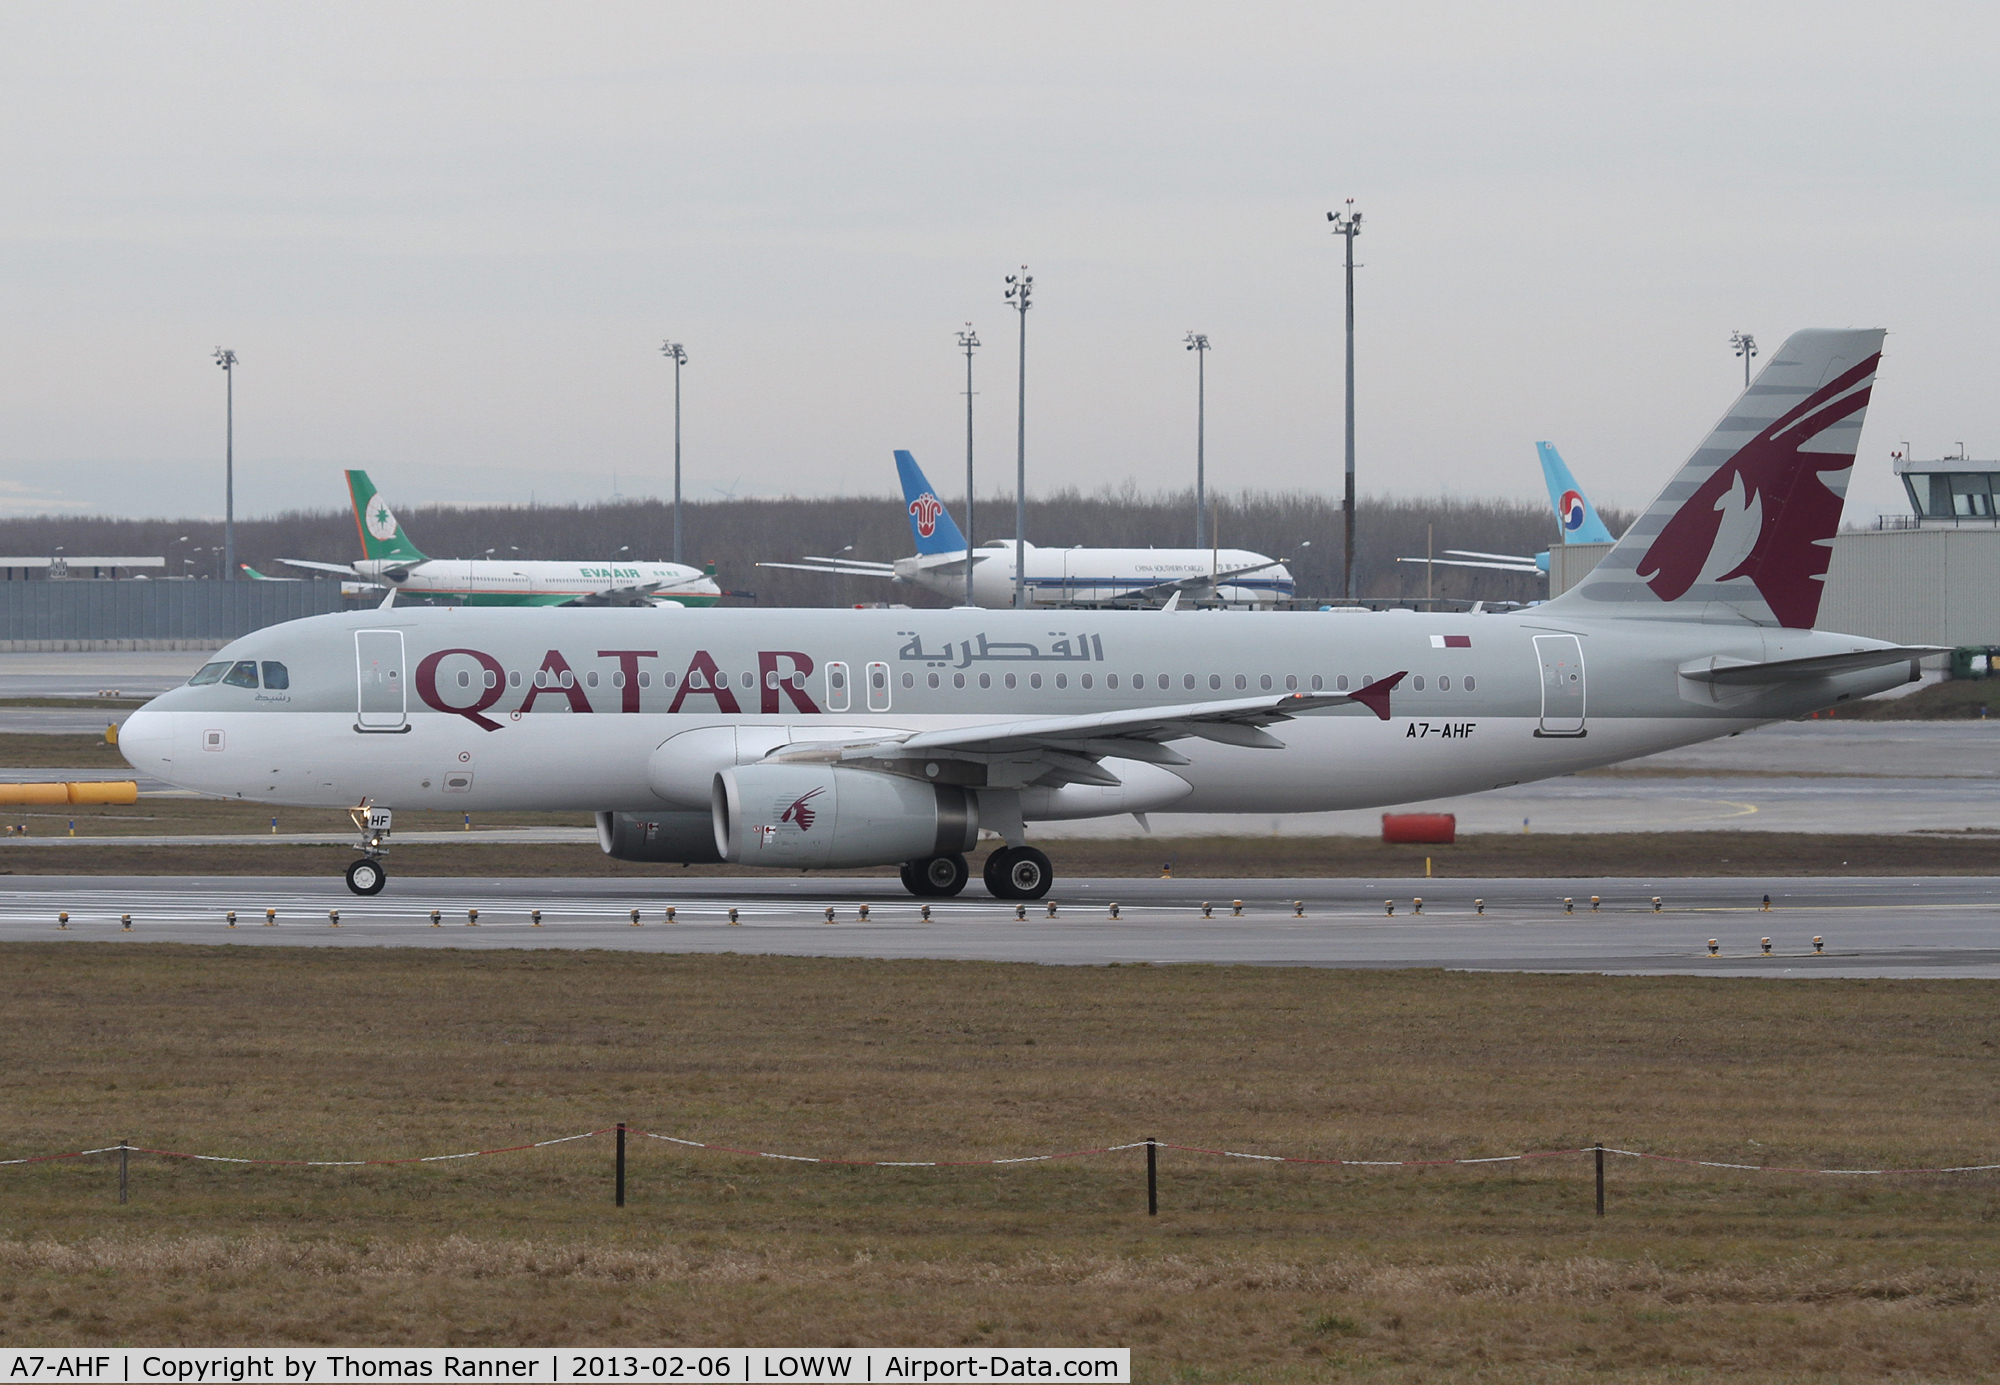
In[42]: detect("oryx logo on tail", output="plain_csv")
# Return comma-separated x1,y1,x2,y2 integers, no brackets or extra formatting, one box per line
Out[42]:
1637,351,1879,629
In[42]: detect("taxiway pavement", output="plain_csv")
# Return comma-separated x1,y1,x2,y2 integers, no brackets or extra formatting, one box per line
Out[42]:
3,873,1995,979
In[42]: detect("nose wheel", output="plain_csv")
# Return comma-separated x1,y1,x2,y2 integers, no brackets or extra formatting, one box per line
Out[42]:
344,858,387,896
983,846,1053,900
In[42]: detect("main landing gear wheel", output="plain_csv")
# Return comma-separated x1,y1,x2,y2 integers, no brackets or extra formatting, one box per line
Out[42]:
984,846,1053,901
900,853,969,897
344,858,387,896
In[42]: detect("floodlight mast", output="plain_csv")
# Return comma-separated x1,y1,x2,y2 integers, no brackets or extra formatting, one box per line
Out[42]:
212,349,237,580
1328,201,1362,601
1730,331,1758,388
958,325,980,608
1185,332,1210,549
661,341,688,564
1004,268,1033,610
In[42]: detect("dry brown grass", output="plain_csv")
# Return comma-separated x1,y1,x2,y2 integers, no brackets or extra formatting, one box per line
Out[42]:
2,944,1999,1377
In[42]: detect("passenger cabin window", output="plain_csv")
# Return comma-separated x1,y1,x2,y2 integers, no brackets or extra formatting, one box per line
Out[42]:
1054,673,1067,689
1210,674,1221,690
188,662,230,686
222,660,260,689
1030,673,1043,689
1463,675,1476,691
509,671,522,688
260,661,289,690
1413,676,1426,691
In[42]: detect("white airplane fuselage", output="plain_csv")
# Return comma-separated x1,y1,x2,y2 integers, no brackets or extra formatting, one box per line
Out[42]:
356,559,720,607
895,542,1292,607
121,604,1909,822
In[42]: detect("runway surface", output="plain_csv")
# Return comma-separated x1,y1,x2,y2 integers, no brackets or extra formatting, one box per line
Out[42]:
5,873,1996,978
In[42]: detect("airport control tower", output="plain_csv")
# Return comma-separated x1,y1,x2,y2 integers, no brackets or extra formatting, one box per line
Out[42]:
1892,448,2000,526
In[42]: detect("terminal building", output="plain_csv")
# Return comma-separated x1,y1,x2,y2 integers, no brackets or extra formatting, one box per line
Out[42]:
1552,452,2000,663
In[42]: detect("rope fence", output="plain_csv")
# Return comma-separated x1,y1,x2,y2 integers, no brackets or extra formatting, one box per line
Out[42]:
6,1126,1997,1215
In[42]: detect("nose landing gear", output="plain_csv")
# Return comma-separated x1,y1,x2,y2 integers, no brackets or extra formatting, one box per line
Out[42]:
344,857,387,895
344,802,393,896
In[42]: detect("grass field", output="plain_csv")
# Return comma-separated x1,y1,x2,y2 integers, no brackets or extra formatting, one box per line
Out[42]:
1,942,1997,1377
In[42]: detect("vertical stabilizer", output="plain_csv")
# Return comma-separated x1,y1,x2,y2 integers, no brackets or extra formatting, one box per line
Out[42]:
893,450,968,555
345,471,429,564
1549,328,1884,628
1535,442,1614,544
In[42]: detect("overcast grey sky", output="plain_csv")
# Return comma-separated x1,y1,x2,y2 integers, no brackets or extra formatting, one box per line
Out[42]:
1,1,1993,527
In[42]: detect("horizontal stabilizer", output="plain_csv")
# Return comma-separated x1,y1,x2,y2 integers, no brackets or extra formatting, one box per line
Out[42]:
756,560,897,578
279,558,364,578
1678,646,1946,685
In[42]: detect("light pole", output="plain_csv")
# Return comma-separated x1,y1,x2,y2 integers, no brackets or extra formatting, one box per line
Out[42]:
661,341,688,564
1327,201,1362,600
213,349,237,580
957,325,980,607
1004,268,1032,609
1730,331,1758,388
1184,332,1210,548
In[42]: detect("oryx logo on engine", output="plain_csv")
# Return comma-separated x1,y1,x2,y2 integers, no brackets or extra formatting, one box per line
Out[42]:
780,787,826,833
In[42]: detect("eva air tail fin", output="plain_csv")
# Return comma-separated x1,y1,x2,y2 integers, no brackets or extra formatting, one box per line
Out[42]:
1536,442,1614,544
345,471,428,563
893,450,967,555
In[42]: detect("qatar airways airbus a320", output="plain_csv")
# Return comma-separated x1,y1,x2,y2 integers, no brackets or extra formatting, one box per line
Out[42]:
120,329,1934,899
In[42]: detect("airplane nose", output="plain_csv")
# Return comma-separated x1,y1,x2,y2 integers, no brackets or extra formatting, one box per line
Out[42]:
117,708,173,776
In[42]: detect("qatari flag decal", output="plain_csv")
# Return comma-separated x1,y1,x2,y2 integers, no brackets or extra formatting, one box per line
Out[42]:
1429,634,1471,649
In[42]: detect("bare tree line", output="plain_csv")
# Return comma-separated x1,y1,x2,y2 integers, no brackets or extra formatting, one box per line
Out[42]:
0,489,1624,608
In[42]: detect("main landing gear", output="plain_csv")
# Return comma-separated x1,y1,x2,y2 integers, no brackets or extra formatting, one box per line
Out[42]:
983,846,1053,901
345,801,392,896
900,853,969,897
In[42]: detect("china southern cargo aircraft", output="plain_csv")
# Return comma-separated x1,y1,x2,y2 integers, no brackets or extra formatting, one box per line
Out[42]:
759,451,1293,606
281,471,722,608
122,330,1935,901
1397,442,1617,579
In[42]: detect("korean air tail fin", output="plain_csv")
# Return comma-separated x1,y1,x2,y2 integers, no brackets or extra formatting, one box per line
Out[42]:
345,471,429,564
894,450,968,555
1549,328,1884,629
1535,442,1614,544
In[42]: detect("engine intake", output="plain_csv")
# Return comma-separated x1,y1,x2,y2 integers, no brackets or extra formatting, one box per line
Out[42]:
713,764,977,867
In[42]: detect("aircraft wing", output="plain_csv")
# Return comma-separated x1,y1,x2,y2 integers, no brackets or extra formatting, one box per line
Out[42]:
768,678,1407,788
1678,647,1949,685
1446,549,1538,564
757,560,898,578
1395,555,1545,575
563,582,666,608
1105,559,1284,604
279,558,367,578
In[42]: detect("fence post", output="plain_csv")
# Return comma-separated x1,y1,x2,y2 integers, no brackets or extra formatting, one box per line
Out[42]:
1595,1142,1605,1217
616,1122,626,1207
118,1139,129,1205
1146,1137,1157,1217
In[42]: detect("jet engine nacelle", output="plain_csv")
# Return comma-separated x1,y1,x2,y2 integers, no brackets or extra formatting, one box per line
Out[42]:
596,809,724,864
713,764,978,868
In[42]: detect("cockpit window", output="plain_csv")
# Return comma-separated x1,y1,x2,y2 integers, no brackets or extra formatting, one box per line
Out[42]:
261,661,290,690
188,662,230,686
222,660,260,689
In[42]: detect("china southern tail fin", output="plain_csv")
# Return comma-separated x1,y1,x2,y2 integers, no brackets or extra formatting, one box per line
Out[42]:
1548,328,1884,629
1536,442,1614,544
894,450,968,556
345,471,429,564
